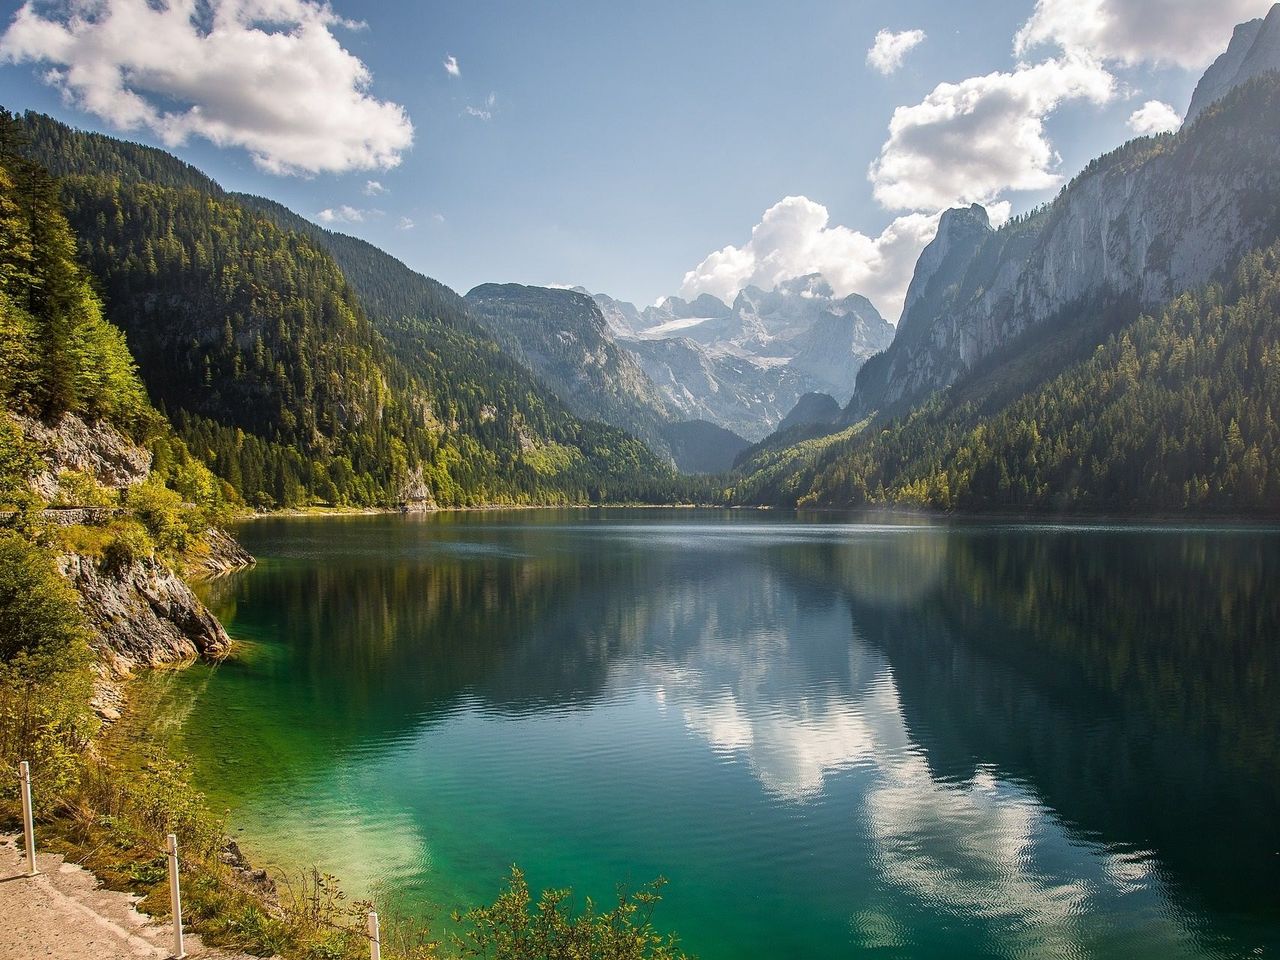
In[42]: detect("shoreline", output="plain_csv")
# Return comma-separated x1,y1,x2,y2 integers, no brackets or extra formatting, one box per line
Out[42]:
238,502,1280,530
57,506,1279,959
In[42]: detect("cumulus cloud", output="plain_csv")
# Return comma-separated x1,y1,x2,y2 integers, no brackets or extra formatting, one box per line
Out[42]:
397,216,415,230
1014,0,1270,69
363,179,386,196
866,28,926,75
1126,99,1181,135
679,196,942,321
316,204,368,224
442,53,460,77
0,0,414,176
868,55,1115,211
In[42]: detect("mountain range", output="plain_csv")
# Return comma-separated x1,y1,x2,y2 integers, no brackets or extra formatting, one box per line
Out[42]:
10,111,694,506
3,4,1280,515
729,14,1280,513
582,277,894,440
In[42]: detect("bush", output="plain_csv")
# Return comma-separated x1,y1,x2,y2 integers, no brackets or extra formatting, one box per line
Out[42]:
100,521,153,574
0,532,95,813
125,478,204,557
51,468,117,508
451,868,687,960
0,410,37,505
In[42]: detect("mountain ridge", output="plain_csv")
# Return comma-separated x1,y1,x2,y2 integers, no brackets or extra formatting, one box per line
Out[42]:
11,109,680,507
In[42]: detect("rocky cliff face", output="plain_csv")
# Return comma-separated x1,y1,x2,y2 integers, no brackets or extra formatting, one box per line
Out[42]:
1186,4,1280,122
464,283,677,460
623,335,811,441
591,274,893,438
16,412,151,499
854,74,1280,414
58,552,232,678
13,412,250,699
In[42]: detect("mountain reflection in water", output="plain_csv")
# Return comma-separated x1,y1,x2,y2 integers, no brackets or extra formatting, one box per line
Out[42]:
134,512,1279,960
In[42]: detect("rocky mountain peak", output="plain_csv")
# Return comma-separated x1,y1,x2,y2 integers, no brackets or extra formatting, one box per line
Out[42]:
1186,3,1280,122
895,202,993,348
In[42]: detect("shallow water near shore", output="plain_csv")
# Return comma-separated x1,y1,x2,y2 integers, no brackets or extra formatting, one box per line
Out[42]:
131,510,1280,959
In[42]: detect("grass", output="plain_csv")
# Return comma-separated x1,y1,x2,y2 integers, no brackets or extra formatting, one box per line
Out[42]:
23,750,411,960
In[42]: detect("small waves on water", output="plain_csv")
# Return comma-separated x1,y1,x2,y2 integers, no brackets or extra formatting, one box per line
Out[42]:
146,514,1280,960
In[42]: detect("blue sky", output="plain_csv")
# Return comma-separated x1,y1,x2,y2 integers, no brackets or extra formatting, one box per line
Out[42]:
0,0,1270,316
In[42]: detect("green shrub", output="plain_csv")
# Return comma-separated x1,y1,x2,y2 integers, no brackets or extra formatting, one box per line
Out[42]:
100,521,153,574
451,868,687,960
125,478,204,557
0,532,95,813
51,468,117,508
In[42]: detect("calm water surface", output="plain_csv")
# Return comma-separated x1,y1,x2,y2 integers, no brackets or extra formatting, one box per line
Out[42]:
133,511,1280,959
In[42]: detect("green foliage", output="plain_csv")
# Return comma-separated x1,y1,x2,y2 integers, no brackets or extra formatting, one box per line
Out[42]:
100,520,153,574
746,242,1280,515
14,110,679,509
125,477,206,558
0,114,152,430
450,868,687,960
0,408,38,503
51,468,116,508
0,532,95,813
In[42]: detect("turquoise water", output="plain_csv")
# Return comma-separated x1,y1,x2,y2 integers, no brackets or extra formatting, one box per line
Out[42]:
135,511,1280,958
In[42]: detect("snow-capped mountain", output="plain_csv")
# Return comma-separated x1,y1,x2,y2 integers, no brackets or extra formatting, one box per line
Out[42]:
585,275,893,439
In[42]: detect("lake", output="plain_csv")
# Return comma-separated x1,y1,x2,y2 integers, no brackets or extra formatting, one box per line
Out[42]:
133,511,1280,959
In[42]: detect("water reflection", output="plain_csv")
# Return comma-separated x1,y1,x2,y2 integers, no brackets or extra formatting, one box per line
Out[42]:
134,513,1280,959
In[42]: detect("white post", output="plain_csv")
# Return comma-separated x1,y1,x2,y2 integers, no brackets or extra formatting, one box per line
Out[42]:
166,833,186,959
367,910,381,960
18,761,36,877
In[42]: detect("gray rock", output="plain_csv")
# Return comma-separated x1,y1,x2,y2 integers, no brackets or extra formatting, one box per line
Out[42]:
58,552,233,676
853,77,1280,414
1186,4,1280,122
591,275,893,438
16,413,151,499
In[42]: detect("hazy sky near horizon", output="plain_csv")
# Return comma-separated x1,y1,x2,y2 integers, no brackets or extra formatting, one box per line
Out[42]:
0,0,1271,318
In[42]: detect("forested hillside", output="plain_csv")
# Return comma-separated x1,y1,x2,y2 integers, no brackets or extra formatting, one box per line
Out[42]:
728,75,1280,516
0,118,225,517
734,242,1280,515
12,110,680,507
464,284,676,456
0,123,147,433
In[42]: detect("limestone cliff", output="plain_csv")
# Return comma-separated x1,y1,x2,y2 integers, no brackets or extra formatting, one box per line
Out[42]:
14,412,251,693
852,74,1280,415
57,551,232,677
1186,4,1280,122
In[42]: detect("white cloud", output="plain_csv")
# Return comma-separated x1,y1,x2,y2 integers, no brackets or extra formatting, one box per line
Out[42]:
464,92,496,121
679,196,942,321
432,212,446,223
1014,0,1270,69
397,216,415,230
442,53,460,77
363,179,386,196
316,204,367,224
0,0,414,176
868,55,1115,212
866,29,926,75
1126,99,1181,135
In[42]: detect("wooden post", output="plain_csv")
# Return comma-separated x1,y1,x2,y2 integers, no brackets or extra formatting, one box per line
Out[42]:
18,761,36,876
368,910,381,960
167,833,186,959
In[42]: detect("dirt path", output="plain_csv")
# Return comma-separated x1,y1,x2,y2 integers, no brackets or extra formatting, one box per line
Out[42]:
0,834,267,960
